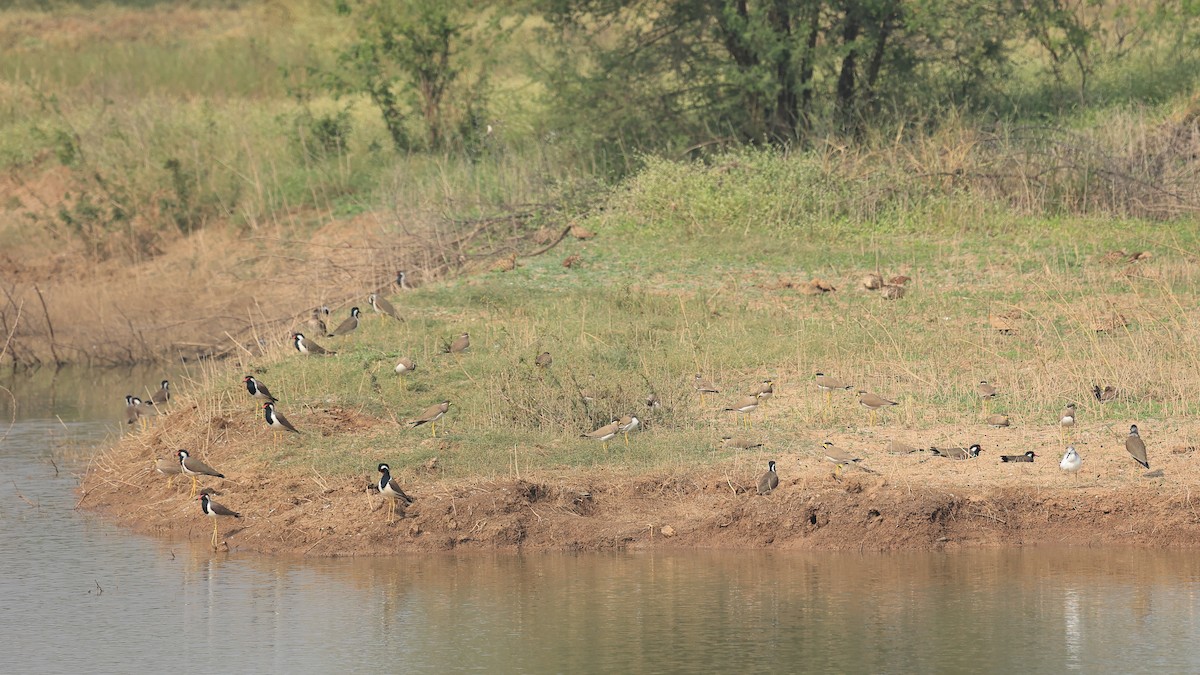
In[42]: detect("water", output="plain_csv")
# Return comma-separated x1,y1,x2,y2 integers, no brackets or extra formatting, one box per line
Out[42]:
4,368,1200,672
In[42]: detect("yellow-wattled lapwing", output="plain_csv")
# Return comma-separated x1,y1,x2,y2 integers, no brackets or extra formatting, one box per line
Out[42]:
368,293,401,321
617,415,640,445
244,375,278,403
178,449,225,498
815,373,853,405
409,400,450,437
822,441,874,475
328,307,361,337
376,463,414,524
757,460,779,495
1125,424,1149,469
446,332,470,355
721,436,764,451
155,457,182,487
1060,403,1077,443
976,380,996,412
199,494,240,549
725,395,759,429
753,379,775,407
292,332,335,356
693,373,719,405
857,391,898,426
394,357,416,390
582,419,620,451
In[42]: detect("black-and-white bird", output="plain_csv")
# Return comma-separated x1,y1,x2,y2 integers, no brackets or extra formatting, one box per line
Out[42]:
757,460,779,495
1060,446,1082,479
199,494,241,548
244,375,278,403
931,444,983,460
1000,451,1037,463
328,307,361,337
264,402,300,438
178,449,225,498
292,332,335,356
151,380,171,406
395,270,409,290
1125,424,1149,469
376,463,415,523
123,395,140,426
368,293,401,320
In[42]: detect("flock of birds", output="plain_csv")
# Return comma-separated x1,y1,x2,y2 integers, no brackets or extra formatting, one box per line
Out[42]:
119,270,1154,547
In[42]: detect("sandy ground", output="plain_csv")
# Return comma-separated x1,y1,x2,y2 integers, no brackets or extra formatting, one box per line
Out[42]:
79,403,1200,555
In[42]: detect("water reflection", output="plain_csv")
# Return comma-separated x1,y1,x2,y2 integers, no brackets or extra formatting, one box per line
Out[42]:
4,369,1200,671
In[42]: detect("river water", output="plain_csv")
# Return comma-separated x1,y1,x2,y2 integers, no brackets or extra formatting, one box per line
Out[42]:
3,368,1200,672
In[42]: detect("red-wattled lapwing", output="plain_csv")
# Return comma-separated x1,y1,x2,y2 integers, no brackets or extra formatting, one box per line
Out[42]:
123,395,140,426
376,463,414,524
395,270,409,290
292,332,335,356
617,415,640,445
446,332,470,355
264,402,299,447
1000,451,1037,463
199,494,240,548
693,373,719,405
394,358,416,390
328,307,361,337
1126,424,1149,469
134,396,157,429
409,400,450,437
155,457,182,488
368,293,401,321
151,380,171,406
757,460,779,495
178,449,225,498
931,444,983,460
244,375,278,403
857,391,898,427
582,419,620,451
725,395,759,429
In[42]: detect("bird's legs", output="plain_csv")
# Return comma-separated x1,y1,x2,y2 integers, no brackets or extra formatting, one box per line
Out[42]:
211,521,219,548
386,497,395,524
189,476,198,499
623,433,629,446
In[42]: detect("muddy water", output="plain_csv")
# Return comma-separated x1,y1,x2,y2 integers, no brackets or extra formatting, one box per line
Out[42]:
4,368,1200,671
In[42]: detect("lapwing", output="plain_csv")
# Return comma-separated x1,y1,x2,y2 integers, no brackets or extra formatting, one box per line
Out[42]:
264,402,300,445
154,457,182,488
305,307,328,336
645,394,661,409
987,414,1011,428
724,395,760,429
693,374,719,405
292,332,335,356
535,351,553,368
244,375,278,403
395,270,409,290
328,307,361,337
753,379,775,407
410,400,450,437
199,494,241,549
815,373,853,405
1125,424,1149,469
134,396,157,429
857,391,898,426
1000,451,1037,463
886,439,921,454
394,357,416,390
976,380,996,412
721,436,763,451
582,419,620,451
178,449,225,498
123,395,140,426
1060,403,1077,443
1093,385,1118,403
757,460,779,495
368,293,401,321
446,332,470,355
822,441,872,475
931,444,983,460
617,415,640,445
151,380,171,406
1060,446,1082,480
376,463,414,524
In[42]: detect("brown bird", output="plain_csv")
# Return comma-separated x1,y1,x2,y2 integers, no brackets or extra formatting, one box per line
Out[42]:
410,400,451,437
305,307,328,336
931,444,983,460
535,351,553,368
1125,424,1149,469
885,439,921,454
757,460,779,495
394,357,417,376
447,332,470,354
151,380,171,406
1093,385,1118,403
178,449,225,498
752,379,775,406
582,419,620,451
721,436,763,451
154,457,182,488
123,395,140,426
376,463,414,524
1060,403,1077,443
134,396,157,429
987,414,1011,428
617,415,640,445
857,391,898,426
724,395,760,428
368,293,401,320
862,272,884,290
328,307,361,337
292,332,335,356
645,394,661,409
199,494,241,549
814,373,852,405
880,284,906,300
1000,451,1037,463
822,441,873,475
693,373,720,404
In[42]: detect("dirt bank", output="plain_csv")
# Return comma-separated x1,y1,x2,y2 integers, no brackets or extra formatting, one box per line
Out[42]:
80,407,1200,555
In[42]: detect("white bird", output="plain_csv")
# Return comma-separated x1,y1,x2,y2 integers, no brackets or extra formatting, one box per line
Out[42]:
1060,446,1082,480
